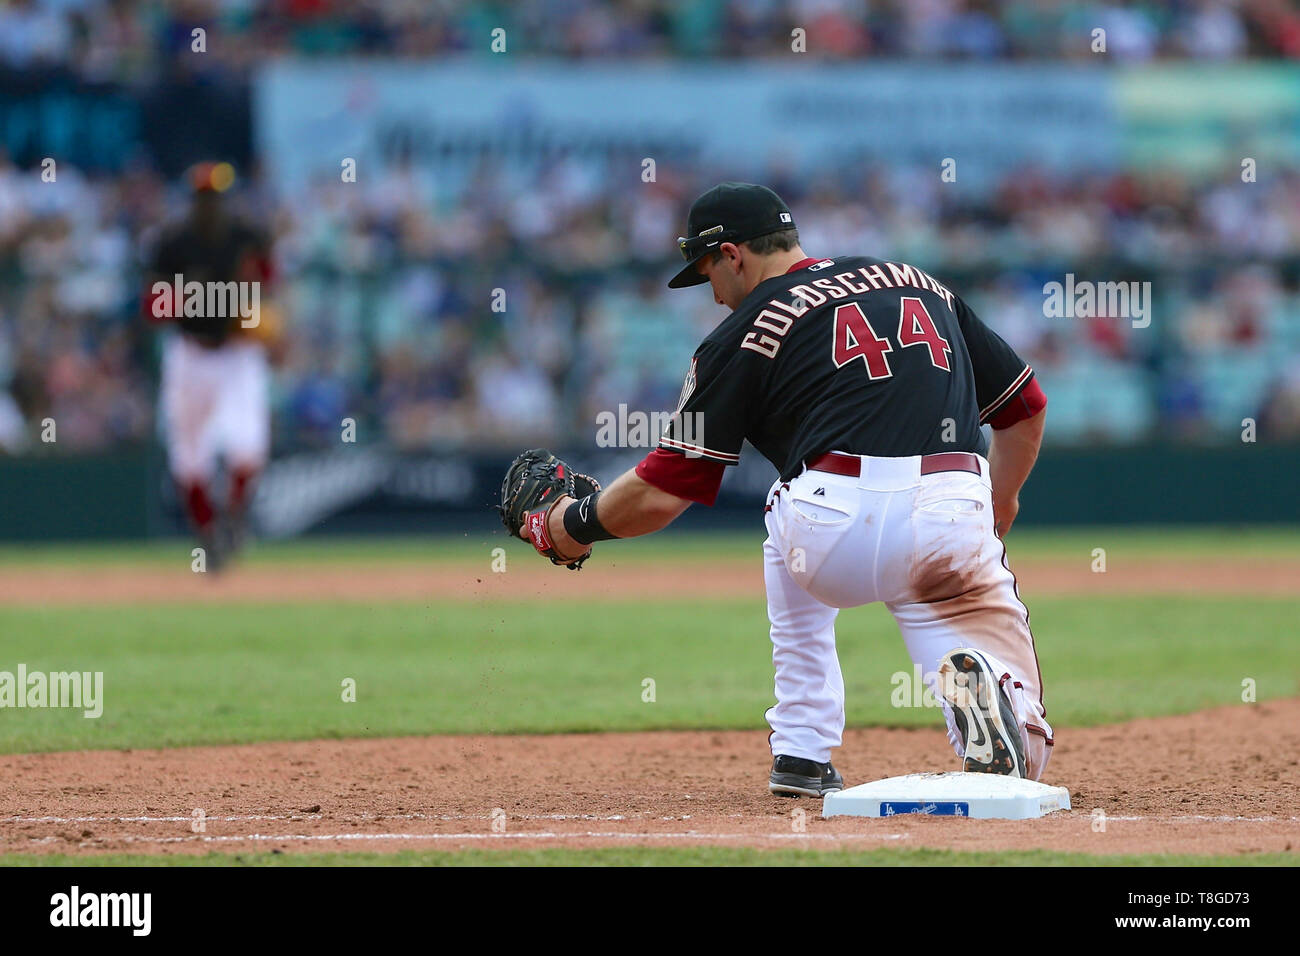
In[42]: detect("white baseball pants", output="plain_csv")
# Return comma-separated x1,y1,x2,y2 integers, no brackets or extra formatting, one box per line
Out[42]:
160,334,270,482
762,452,1054,780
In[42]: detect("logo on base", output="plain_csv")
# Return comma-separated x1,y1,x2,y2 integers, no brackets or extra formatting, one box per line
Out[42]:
880,801,970,816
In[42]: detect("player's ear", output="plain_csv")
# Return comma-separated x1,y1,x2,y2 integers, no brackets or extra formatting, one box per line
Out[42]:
719,241,742,271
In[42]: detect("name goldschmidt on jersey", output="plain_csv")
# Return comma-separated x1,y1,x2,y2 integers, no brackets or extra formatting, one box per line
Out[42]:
742,259,958,360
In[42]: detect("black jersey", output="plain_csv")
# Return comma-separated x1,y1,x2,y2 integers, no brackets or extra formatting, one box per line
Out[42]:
149,218,267,347
658,256,1035,482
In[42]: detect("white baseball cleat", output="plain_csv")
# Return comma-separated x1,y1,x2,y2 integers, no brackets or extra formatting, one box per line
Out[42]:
938,647,1026,778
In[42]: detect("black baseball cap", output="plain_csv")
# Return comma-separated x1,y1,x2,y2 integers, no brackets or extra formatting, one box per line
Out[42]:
668,182,796,289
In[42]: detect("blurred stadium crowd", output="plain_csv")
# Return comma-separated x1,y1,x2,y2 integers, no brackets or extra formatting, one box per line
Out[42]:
1,0,1299,456
2,0,1298,70
4,152,1299,454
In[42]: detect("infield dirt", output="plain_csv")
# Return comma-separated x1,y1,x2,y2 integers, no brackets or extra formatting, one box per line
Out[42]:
3,698,1296,859
0,553,1296,603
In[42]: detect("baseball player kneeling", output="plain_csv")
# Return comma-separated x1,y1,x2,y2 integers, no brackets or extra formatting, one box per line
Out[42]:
502,183,1052,797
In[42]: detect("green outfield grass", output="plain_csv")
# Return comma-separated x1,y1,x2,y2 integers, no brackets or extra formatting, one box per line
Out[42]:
0,593,1294,754
3,847,1296,866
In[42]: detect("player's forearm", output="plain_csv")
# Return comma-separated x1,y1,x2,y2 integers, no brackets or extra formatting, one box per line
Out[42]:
987,408,1044,535
595,469,692,537
989,409,1044,495
546,469,691,557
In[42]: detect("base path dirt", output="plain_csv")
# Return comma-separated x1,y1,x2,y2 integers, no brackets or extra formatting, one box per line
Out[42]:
3,699,1297,860
0,555,1296,604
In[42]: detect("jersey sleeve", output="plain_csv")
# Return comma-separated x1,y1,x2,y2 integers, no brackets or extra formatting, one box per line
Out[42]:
954,295,1044,428
634,340,760,506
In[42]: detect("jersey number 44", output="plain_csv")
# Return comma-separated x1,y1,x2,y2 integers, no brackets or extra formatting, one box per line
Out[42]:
832,298,952,380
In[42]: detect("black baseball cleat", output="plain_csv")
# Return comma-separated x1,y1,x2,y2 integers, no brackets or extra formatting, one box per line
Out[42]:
938,647,1026,778
197,526,227,576
220,512,249,564
769,755,844,798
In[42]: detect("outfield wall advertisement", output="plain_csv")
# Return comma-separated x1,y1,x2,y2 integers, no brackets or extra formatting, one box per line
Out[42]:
255,61,1120,194
256,61,1300,197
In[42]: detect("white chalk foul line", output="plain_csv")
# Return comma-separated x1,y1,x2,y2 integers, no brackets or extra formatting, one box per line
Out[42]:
7,812,1298,826
2,812,704,824
5,814,322,824
80,831,910,846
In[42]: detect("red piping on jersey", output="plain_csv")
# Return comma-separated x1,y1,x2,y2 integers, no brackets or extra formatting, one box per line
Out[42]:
785,257,824,274
987,377,1047,430
979,365,1034,420
636,448,727,506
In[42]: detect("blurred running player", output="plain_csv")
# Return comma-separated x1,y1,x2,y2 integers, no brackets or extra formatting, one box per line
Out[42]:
143,162,280,570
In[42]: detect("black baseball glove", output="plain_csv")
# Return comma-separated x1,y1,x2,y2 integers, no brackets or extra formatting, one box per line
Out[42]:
498,449,601,569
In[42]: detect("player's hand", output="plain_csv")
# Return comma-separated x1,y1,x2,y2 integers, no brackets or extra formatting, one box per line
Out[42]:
516,494,586,565
993,494,1019,537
